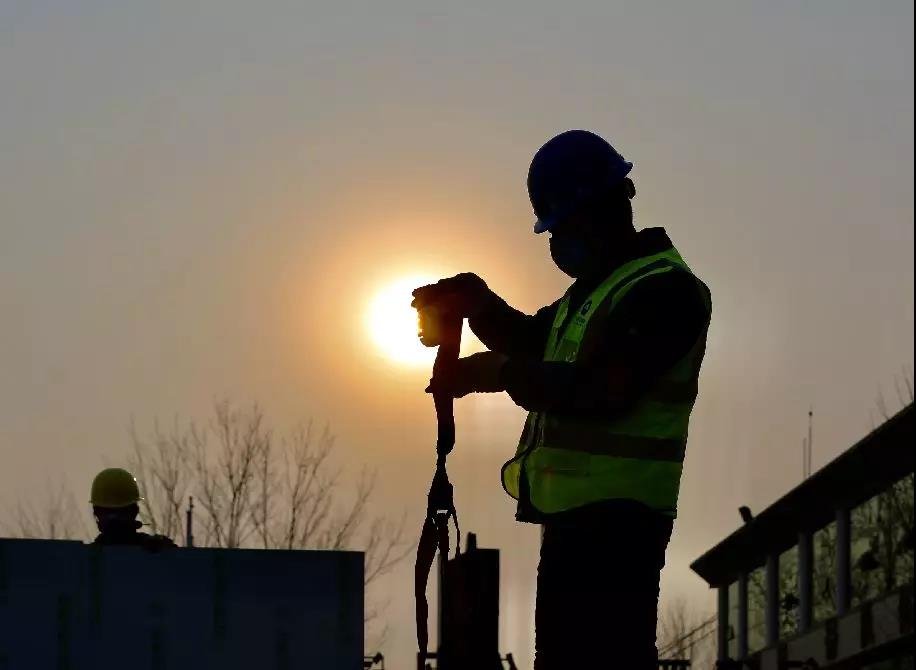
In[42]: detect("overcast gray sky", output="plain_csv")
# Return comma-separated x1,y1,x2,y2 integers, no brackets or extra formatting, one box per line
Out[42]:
1,1,913,666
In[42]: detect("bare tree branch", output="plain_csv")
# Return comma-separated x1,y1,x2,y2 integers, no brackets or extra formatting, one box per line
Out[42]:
897,366,914,405
870,368,913,431
364,512,414,587
657,598,716,664
129,416,190,539
876,386,890,421
3,480,90,541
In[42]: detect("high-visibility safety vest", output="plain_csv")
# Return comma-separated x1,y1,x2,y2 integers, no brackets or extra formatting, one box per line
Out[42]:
500,244,711,518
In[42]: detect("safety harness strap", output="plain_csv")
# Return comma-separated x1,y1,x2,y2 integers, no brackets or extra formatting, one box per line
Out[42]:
415,319,462,660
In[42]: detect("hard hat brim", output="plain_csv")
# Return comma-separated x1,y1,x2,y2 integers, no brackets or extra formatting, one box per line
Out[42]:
89,496,144,508
533,217,555,235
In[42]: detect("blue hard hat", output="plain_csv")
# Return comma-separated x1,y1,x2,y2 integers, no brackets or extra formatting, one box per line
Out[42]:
527,130,633,234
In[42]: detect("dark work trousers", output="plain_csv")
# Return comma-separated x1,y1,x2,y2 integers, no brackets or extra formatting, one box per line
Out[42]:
533,501,675,670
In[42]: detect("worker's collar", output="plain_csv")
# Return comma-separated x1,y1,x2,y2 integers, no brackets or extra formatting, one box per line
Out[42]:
97,519,143,535
576,227,673,287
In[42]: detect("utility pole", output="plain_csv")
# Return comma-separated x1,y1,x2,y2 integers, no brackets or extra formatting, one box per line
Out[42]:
185,496,195,548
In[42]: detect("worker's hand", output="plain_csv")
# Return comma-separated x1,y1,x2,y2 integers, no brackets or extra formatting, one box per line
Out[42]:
426,351,509,398
411,273,493,319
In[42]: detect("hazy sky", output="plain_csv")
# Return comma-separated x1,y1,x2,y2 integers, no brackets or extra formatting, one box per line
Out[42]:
1,2,913,666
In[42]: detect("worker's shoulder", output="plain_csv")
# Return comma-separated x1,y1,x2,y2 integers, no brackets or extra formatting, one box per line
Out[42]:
617,267,709,319
140,533,178,551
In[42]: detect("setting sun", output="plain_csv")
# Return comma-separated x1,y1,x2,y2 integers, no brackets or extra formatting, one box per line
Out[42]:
367,276,438,366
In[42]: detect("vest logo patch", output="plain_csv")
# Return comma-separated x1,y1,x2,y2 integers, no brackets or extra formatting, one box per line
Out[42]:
579,300,592,316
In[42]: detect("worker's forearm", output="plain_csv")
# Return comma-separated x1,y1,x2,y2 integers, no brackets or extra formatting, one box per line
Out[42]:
467,294,547,359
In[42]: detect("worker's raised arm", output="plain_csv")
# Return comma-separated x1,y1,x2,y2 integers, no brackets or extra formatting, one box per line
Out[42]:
468,293,558,358
500,271,710,414
412,273,557,357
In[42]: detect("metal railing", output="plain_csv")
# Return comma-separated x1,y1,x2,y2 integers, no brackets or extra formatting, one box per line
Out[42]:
417,653,687,669
363,652,385,669
657,613,718,660
415,652,518,669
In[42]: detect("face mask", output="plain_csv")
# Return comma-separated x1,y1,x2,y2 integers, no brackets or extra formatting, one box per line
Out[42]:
549,234,591,278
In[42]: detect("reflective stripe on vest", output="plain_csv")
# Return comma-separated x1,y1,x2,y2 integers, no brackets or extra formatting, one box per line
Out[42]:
500,244,711,518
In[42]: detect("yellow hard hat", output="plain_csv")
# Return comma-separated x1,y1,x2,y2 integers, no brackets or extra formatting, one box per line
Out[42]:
90,468,143,508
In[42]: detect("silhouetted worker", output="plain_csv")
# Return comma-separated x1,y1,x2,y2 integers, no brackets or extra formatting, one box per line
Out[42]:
90,468,176,551
413,130,712,669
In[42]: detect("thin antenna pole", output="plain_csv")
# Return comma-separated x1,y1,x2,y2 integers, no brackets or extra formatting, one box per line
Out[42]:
803,436,808,482
185,496,195,548
807,408,814,478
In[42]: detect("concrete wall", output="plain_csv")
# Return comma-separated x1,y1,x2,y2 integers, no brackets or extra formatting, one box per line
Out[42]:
0,538,363,670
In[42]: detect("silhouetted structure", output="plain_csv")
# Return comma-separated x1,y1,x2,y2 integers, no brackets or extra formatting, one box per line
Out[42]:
417,532,516,670
692,403,914,670
439,533,500,669
0,539,364,668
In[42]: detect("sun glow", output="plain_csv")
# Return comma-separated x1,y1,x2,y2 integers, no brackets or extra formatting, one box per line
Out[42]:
367,276,438,366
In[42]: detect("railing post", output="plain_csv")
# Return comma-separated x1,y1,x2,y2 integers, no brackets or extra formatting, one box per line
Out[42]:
836,507,851,616
797,530,813,632
185,496,195,548
437,553,445,663
766,553,779,646
717,584,729,661
738,572,748,658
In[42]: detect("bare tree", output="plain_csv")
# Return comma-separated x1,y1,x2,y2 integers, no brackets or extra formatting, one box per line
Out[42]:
870,367,914,428
657,597,717,666
658,597,692,659
2,480,90,541
131,402,413,575
186,401,268,548
250,420,337,551
130,400,413,647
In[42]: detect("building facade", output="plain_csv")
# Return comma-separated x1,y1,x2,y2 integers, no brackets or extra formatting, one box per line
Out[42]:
691,404,914,670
